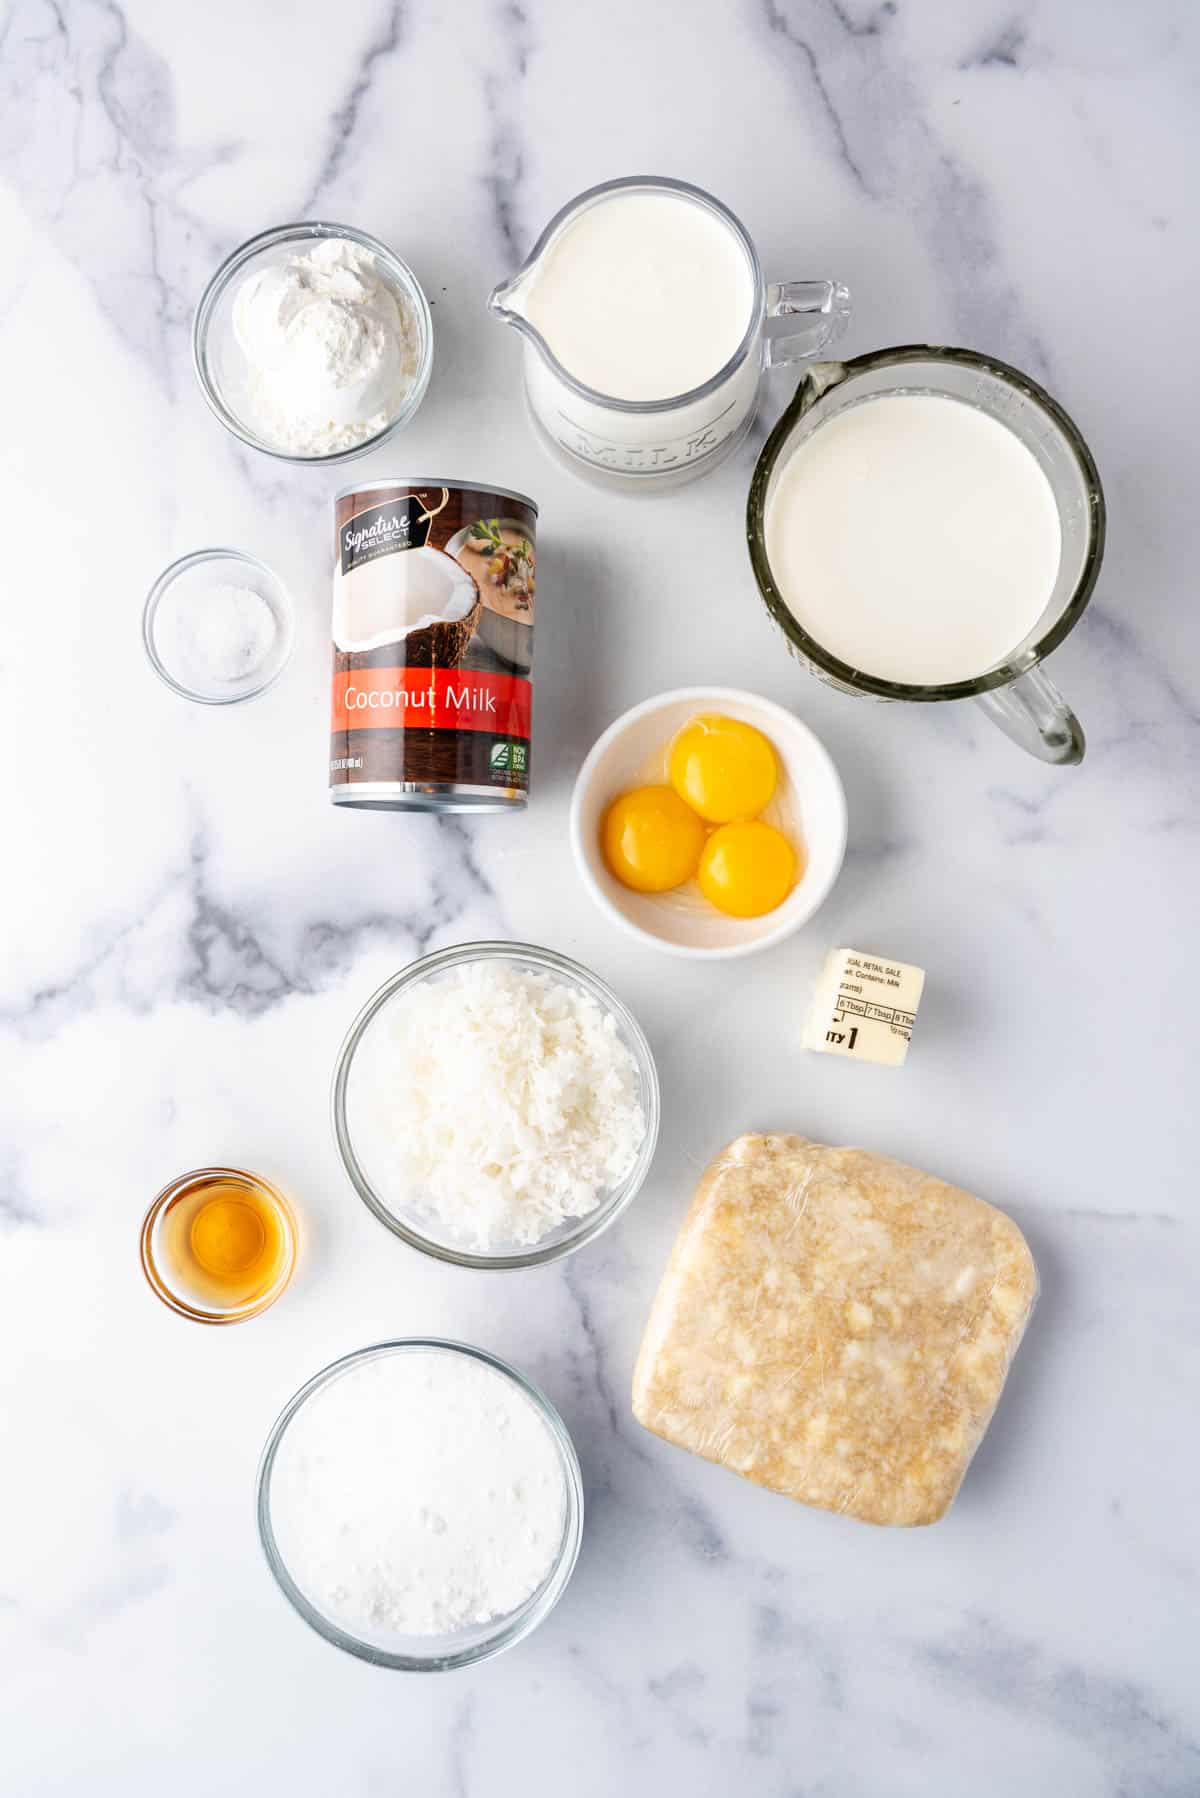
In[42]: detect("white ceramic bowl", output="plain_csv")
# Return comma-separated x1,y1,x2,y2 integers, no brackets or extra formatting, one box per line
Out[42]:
569,687,847,960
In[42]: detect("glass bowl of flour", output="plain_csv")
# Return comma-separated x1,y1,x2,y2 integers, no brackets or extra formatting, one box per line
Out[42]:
257,1339,585,1669
193,222,433,464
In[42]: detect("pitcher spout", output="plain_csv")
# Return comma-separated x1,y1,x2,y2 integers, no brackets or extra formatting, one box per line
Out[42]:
487,270,530,326
487,267,557,372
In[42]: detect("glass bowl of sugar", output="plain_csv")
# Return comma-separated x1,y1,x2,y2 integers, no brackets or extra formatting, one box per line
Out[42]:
257,1338,585,1670
142,548,293,705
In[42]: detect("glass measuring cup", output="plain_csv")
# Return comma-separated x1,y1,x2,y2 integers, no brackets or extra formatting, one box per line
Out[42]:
489,176,850,491
746,347,1106,763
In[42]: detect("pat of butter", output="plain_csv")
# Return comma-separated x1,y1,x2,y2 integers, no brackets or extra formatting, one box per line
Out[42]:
803,948,926,1067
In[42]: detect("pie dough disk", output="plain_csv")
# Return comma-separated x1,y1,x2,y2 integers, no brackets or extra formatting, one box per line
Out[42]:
632,1134,1037,1526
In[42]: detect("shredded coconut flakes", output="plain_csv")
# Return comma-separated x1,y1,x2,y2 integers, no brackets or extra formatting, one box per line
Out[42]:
349,961,647,1251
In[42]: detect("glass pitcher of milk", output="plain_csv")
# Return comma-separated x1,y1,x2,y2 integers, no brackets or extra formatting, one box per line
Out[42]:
489,176,850,490
746,347,1106,764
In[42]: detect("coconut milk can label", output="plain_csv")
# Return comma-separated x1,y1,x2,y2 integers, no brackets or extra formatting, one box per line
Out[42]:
330,481,538,806
331,668,532,737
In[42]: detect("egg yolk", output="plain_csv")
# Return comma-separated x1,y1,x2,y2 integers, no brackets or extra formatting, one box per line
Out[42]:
603,786,707,893
668,715,778,824
698,821,798,918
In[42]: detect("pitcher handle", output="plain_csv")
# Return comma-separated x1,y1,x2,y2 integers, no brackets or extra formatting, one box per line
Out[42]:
974,666,1085,765
764,280,852,366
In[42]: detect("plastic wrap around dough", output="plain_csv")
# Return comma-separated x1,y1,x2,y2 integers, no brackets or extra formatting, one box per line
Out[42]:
632,1134,1037,1526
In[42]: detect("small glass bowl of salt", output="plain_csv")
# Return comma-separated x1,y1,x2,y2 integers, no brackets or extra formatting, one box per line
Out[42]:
143,548,293,704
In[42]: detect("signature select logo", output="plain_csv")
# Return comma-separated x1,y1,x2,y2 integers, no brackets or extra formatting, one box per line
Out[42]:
342,511,410,557
339,490,447,572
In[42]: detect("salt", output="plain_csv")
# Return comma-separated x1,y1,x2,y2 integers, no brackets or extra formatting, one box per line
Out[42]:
155,581,277,690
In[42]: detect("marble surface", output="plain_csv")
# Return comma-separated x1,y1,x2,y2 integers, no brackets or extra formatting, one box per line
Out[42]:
2,2,1197,1792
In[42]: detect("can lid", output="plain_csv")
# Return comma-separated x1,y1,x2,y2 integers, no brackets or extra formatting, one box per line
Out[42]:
333,477,538,514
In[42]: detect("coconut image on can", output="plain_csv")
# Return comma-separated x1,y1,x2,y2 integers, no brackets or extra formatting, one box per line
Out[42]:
330,481,537,812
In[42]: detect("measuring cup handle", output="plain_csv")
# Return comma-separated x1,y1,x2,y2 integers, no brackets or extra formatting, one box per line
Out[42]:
974,666,1086,764
764,280,852,366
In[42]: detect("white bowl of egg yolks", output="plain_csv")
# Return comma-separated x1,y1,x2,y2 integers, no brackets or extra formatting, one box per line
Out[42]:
569,687,847,960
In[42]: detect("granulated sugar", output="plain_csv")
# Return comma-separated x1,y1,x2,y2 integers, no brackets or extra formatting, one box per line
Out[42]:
347,961,647,1251
268,1348,567,1638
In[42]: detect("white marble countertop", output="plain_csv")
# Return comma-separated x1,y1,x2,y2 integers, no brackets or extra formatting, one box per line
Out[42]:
2,2,1197,1792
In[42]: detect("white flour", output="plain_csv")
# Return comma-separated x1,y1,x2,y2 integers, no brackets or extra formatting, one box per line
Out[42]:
268,1348,567,1638
231,238,419,456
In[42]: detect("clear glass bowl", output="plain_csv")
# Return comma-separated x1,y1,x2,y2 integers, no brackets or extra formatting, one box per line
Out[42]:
142,548,293,705
331,941,660,1269
256,1338,585,1670
192,221,434,465
140,1165,298,1324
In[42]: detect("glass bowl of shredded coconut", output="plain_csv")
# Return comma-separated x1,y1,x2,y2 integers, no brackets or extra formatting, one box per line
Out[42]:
332,942,660,1268
258,1338,585,1669
143,548,293,704
193,222,433,463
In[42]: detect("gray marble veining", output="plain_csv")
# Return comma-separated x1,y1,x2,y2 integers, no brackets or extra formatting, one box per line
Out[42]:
0,1,1197,1793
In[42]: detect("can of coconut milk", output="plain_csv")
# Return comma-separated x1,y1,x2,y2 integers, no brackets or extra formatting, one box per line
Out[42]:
330,479,537,811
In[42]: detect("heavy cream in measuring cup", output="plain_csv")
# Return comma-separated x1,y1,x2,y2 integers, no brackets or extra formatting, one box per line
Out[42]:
523,189,754,401
765,394,1062,686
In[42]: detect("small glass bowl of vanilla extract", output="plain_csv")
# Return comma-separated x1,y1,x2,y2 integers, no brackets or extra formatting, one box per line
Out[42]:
140,1167,297,1324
